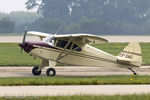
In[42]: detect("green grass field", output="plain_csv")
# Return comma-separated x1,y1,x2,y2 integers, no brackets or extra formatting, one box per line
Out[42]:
1,95,150,100
0,75,149,86
0,43,41,66
0,43,150,66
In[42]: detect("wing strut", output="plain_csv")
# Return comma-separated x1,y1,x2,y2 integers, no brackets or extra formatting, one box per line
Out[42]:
56,38,83,62
56,36,72,61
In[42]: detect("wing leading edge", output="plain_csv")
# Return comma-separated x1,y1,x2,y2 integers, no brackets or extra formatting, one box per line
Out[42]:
55,34,108,45
28,31,108,44
28,31,50,40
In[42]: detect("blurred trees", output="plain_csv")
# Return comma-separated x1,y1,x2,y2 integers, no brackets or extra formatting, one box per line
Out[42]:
9,11,42,26
0,17,15,33
0,12,41,33
26,0,150,23
1,0,150,35
10,11,42,33
24,0,150,35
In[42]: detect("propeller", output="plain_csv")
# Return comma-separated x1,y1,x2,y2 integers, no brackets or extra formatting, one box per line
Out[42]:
22,26,27,43
20,26,28,54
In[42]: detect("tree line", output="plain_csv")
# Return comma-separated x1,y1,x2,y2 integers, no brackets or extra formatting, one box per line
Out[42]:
25,0,150,35
1,0,150,35
0,12,41,33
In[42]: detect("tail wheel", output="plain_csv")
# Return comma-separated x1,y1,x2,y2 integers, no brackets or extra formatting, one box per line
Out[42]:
46,68,56,76
32,66,41,76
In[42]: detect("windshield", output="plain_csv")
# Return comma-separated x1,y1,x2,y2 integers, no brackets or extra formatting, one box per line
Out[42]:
43,35,55,46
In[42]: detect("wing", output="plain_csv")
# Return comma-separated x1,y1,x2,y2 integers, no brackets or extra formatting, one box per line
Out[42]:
28,31,108,45
55,34,108,45
28,31,50,40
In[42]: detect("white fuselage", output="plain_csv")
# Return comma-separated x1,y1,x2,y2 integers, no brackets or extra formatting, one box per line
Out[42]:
29,44,126,68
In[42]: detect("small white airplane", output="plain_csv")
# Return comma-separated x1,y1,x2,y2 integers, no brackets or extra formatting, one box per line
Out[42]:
19,28,142,76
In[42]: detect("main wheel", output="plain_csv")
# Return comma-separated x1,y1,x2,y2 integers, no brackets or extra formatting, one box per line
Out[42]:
32,66,41,76
46,68,56,76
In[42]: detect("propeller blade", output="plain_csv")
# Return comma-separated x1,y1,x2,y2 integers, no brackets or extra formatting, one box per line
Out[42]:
20,48,23,54
22,26,27,43
20,26,27,54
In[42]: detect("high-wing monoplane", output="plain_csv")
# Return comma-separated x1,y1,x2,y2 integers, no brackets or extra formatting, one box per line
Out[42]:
19,29,142,76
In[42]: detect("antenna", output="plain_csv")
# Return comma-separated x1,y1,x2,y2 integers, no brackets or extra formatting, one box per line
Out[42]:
55,25,64,35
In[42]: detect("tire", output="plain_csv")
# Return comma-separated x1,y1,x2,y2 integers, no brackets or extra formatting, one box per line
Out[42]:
32,66,41,76
46,68,56,76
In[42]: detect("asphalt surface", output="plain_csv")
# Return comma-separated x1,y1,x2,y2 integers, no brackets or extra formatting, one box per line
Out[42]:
0,85,150,96
0,66,150,96
0,66,150,77
0,36,150,96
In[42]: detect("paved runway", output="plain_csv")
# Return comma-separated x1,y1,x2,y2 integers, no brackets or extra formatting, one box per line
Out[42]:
0,85,150,96
1,36,150,43
0,66,150,96
1,36,150,96
0,66,150,77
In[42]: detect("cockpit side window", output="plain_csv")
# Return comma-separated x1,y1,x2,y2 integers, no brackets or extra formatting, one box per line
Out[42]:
56,40,67,48
56,40,82,51
43,36,55,46
67,42,72,49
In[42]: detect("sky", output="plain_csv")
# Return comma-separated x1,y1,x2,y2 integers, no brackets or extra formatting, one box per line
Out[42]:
0,0,36,13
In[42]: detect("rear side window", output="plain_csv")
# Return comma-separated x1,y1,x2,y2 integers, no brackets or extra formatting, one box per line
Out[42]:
72,44,81,51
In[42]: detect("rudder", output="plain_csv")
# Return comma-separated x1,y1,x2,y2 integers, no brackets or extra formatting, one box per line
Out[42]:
117,42,142,67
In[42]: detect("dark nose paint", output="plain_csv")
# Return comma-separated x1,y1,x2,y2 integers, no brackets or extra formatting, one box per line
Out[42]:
18,42,34,53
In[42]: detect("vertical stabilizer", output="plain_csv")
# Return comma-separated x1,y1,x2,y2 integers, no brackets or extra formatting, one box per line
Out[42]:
117,42,142,67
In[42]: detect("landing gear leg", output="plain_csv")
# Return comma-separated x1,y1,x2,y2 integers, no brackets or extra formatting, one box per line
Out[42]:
128,68,136,75
46,60,56,76
32,59,49,76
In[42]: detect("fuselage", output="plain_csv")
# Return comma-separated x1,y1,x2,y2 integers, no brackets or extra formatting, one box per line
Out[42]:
18,32,142,76
19,41,127,68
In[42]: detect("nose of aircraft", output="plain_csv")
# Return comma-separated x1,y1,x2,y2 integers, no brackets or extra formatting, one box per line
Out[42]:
18,42,35,53
18,42,29,53
19,42,25,48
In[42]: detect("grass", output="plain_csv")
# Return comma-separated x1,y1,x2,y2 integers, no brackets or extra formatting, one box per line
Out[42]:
0,43,150,66
0,43,41,66
1,95,150,100
0,75,150,86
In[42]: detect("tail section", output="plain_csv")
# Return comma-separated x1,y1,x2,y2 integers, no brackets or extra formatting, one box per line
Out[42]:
117,42,142,67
